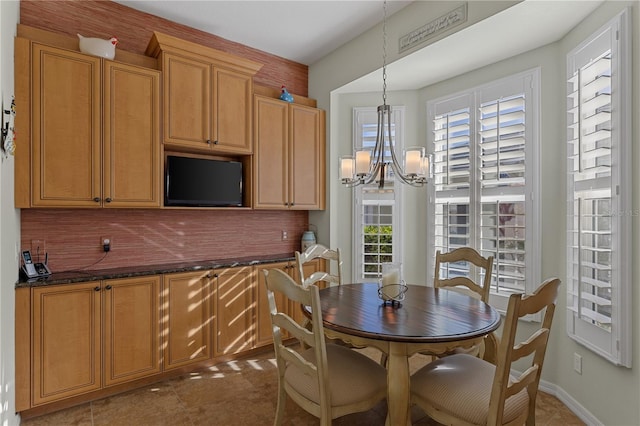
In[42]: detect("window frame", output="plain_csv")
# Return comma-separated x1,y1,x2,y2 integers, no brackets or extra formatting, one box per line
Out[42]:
352,106,404,282
427,69,541,314
565,9,631,367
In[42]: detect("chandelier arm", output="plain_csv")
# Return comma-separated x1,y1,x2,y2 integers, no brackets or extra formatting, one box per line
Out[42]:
339,0,428,189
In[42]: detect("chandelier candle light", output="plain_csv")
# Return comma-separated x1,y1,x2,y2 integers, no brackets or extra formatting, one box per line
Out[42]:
340,0,432,188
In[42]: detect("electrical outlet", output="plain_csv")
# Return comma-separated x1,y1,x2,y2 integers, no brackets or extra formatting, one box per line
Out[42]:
31,239,46,262
573,352,582,374
281,230,288,241
101,236,112,252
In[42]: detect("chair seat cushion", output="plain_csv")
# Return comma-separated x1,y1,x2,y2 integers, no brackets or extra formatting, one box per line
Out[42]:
285,344,387,407
411,353,529,425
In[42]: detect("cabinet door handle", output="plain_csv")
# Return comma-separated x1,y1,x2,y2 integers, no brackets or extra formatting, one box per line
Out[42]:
214,273,219,278
213,140,218,145
105,197,112,203
94,286,101,292
206,139,212,145
105,285,112,290
93,197,101,202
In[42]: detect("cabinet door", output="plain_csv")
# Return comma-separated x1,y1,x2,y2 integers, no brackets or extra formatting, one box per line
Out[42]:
103,61,161,207
255,261,292,348
213,266,254,357
163,270,212,370
290,104,325,210
32,282,101,405
253,95,289,209
103,276,161,386
162,52,211,149
31,44,101,207
289,259,324,325
213,68,253,154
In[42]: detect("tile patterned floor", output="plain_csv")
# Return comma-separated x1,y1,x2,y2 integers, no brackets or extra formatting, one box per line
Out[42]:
21,348,585,426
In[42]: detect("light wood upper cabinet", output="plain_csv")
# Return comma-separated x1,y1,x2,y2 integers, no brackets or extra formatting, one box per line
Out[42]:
30,44,102,207
32,282,102,406
18,42,161,208
253,95,326,210
212,266,255,357
162,270,213,370
162,53,211,147
147,31,262,155
103,61,161,207
103,276,161,386
253,96,289,209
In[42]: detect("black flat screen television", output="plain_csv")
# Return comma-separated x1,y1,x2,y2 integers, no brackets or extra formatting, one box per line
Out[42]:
165,155,243,207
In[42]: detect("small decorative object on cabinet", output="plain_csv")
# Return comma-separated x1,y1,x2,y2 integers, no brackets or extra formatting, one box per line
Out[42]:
77,33,118,59
301,231,316,251
1,96,15,157
279,85,294,103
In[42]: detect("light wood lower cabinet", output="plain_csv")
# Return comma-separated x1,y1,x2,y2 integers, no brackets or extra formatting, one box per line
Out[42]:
103,276,161,386
29,275,161,406
163,270,213,370
212,266,255,357
255,261,292,348
18,259,317,414
31,282,102,406
254,259,323,348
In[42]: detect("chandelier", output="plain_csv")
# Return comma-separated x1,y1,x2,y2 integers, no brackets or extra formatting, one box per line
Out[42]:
340,1,431,188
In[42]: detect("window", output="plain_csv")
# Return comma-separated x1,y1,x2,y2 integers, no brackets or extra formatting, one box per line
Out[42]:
566,9,631,367
427,71,540,312
352,107,404,281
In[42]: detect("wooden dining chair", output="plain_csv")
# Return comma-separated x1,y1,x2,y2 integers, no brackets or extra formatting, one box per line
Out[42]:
434,247,494,302
263,268,387,426
434,246,498,361
295,243,343,288
410,277,561,426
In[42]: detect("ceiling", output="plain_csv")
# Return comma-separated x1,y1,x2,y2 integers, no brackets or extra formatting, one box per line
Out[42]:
113,0,604,93
113,0,412,65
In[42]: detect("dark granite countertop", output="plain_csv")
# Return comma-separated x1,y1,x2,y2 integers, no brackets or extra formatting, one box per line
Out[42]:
15,253,296,288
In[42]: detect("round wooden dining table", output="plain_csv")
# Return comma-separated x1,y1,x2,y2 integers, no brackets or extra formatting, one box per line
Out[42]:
304,282,501,426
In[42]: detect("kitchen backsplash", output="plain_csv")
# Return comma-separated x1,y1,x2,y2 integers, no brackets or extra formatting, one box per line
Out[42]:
21,209,308,272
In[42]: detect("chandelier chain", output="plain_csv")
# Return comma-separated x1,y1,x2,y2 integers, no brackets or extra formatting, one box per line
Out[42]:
382,0,387,106
339,0,431,188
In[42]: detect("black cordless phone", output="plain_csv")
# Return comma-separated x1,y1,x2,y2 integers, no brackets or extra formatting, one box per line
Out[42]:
21,250,51,279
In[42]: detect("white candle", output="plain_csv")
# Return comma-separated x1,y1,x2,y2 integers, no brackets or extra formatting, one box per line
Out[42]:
382,270,399,286
405,149,421,175
355,150,370,175
340,157,354,180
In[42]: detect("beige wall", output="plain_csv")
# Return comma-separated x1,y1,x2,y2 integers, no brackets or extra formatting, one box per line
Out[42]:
0,1,21,425
310,1,639,424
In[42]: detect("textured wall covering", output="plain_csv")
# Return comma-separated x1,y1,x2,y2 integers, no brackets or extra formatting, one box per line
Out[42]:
19,0,309,96
21,209,308,272
18,0,313,272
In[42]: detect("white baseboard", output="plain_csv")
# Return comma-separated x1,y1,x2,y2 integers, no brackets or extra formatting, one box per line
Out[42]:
538,378,603,426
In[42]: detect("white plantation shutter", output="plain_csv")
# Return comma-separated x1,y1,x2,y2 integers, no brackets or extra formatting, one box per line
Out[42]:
566,9,631,367
478,95,527,294
429,71,539,312
433,107,471,191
